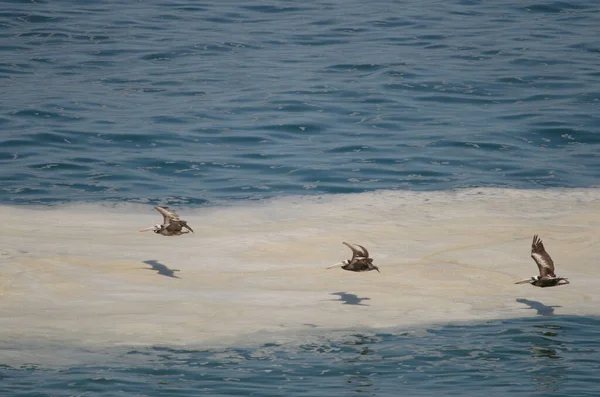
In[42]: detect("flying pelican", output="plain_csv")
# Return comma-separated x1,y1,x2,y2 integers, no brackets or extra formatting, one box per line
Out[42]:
515,235,569,287
139,206,194,236
326,241,380,273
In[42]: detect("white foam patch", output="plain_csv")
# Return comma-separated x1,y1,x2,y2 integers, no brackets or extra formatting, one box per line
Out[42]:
1,188,599,366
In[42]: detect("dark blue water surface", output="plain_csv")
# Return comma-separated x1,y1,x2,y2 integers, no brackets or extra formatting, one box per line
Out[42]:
2,316,600,396
1,0,599,205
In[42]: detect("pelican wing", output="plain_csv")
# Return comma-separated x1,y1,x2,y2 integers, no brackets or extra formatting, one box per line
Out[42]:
164,220,194,233
181,221,194,233
164,221,183,232
155,206,180,225
355,243,370,258
343,241,369,260
531,235,556,278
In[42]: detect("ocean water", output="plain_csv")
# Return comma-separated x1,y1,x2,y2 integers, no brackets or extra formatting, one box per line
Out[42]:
3,316,600,396
1,0,599,204
1,0,600,396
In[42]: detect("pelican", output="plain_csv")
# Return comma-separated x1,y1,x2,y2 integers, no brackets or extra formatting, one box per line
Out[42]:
515,235,569,287
139,206,194,236
326,241,380,273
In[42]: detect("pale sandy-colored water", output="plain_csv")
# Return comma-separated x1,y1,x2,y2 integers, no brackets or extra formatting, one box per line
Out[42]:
1,189,599,365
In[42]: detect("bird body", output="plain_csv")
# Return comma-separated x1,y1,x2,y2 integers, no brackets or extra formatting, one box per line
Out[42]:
515,235,569,287
326,241,379,273
139,206,194,236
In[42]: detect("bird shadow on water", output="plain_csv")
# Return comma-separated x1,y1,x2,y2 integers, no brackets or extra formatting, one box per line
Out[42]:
329,292,370,306
516,298,561,316
142,260,181,278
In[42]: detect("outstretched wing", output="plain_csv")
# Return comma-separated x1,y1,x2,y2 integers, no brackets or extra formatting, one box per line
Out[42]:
343,241,369,260
155,206,179,225
355,243,370,258
531,235,556,278
165,220,194,233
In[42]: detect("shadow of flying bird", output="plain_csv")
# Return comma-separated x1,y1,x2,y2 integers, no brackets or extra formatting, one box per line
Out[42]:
516,298,561,316
329,292,371,306
143,260,181,278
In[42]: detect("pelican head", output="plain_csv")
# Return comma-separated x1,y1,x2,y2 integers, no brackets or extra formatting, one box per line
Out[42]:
139,224,162,233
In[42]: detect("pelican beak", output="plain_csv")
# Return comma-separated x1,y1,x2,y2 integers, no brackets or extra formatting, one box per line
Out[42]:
514,278,532,284
326,262,344,270
139,226,155,232
183,224,194,233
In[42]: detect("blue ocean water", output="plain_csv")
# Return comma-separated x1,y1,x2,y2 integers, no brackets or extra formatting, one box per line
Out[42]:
1,0,599,205
2,315,600,396
2,1,600,396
